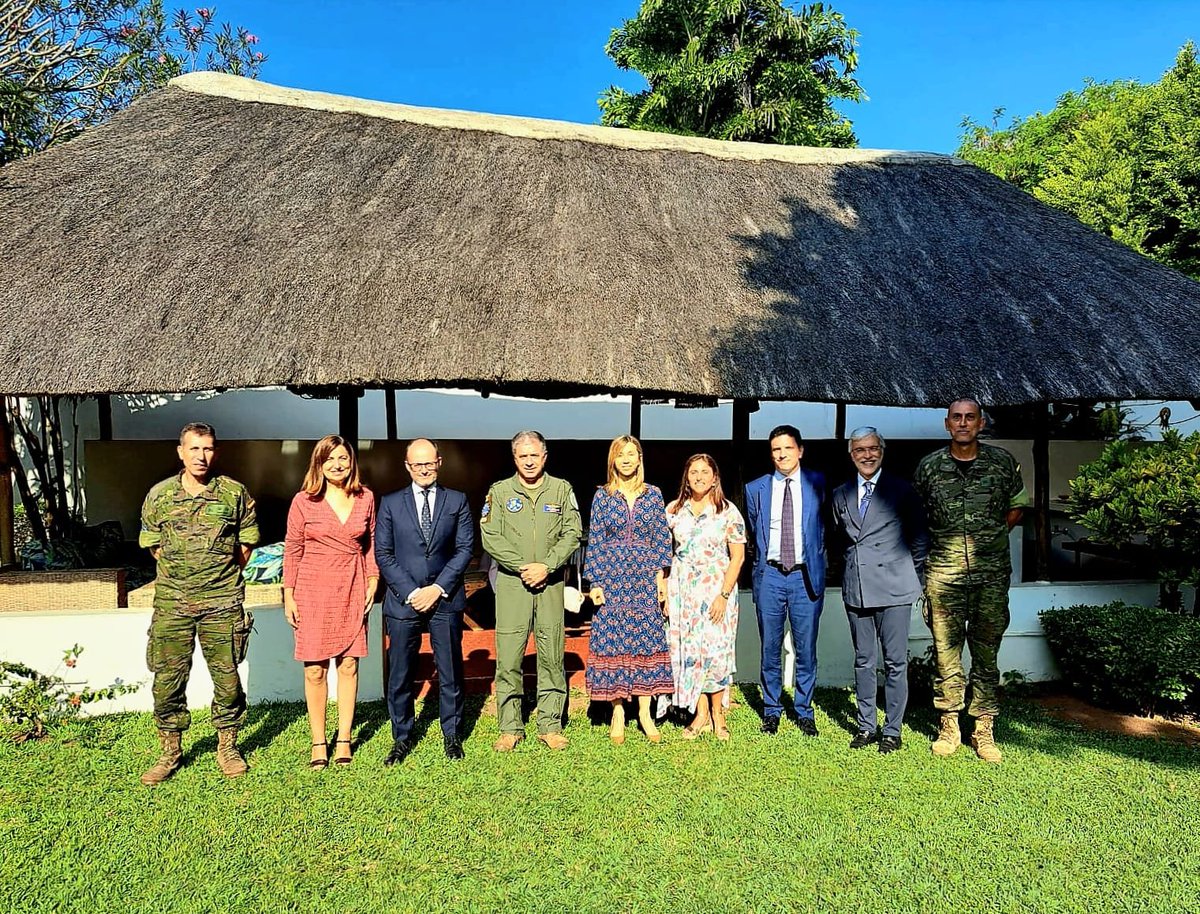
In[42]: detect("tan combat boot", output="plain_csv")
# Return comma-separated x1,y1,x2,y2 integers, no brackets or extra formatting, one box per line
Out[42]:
971,716,1003,764
140,729,183,786
930,712,961,757
216,728,249,777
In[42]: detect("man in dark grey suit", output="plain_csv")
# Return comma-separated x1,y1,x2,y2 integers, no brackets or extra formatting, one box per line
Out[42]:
831,427,928,753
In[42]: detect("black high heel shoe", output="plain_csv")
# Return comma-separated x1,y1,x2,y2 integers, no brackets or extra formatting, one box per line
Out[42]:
310,741,329,769
333,739,353,766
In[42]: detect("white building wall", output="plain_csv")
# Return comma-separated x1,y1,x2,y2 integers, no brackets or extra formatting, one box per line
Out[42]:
0,581,1161,716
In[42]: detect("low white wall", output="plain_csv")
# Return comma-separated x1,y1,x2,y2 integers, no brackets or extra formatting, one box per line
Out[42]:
733,580,1160,689
0,605,384,717
0,581,1161,716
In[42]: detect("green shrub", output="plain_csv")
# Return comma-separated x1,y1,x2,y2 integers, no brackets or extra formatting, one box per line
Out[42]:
1040,602,1200,715
0,645,139,743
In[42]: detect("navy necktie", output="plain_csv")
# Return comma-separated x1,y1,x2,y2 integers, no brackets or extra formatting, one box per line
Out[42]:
420,487,433,542
780,478,796,568
860,479,874,518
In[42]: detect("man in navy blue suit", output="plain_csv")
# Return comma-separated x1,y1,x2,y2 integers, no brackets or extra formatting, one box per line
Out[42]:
744,424,827,736
375,438,475,764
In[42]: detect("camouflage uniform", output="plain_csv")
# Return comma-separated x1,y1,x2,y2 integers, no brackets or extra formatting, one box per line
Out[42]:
139,474,259,732
480,474,581,736
914,444,1028,718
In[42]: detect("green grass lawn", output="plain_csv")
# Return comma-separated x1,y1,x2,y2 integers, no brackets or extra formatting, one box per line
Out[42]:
2,688,1198,914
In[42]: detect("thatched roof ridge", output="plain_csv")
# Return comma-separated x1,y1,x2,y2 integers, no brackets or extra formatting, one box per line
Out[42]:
2,73,1199,405
171,72,956,167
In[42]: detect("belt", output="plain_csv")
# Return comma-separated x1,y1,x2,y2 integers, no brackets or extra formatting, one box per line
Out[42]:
767,560,805,575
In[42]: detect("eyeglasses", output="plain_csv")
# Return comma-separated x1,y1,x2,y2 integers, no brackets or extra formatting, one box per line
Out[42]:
850,446,882,456
406,461,439,471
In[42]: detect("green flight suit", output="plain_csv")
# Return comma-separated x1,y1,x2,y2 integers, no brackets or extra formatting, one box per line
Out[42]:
914,444,1029,719
480,473,582,736
139,474,259,732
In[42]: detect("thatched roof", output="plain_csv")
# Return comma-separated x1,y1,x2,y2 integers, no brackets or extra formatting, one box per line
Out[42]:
2,72,1198,405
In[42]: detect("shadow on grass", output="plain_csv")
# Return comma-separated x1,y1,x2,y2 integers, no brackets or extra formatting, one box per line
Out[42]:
738,682,798,724
993,699,1200,770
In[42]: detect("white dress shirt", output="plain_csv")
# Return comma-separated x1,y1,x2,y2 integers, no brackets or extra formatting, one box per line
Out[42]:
412,481,437,519
858,468,882,513
407,482,443,604
767,469,804,565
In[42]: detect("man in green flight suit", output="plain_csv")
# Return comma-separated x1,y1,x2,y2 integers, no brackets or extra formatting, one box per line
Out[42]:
138,422,259,784
481,430,582,752
914,398,1029,764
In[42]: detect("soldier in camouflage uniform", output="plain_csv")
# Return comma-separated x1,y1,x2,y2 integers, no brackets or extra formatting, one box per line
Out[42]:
914,398,1028,763
481,430,582,752
138,423,259,784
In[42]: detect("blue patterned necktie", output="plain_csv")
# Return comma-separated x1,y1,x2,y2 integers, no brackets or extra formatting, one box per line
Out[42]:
420,487,433,542
860,479,874,518
780,478,795,568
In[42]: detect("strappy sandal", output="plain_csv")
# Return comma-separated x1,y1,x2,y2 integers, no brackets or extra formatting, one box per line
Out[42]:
681,719,712,741
714,723,731,742
333,739,353,766
310,741,329,769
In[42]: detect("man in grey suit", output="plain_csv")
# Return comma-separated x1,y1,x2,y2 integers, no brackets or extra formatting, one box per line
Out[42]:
831,427,928,753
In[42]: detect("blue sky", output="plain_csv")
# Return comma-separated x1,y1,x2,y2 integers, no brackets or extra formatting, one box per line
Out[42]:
209,0,1200,153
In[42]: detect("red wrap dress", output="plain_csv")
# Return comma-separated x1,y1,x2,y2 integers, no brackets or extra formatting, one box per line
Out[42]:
283,488,379,662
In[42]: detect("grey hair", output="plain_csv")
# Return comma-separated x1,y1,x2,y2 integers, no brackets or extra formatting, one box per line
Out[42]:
511,430,547,455
947,396,982,414
847,426,885,451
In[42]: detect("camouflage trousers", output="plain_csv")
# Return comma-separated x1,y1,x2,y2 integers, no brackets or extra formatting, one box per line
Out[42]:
925,574,1010,719
147,603,252,731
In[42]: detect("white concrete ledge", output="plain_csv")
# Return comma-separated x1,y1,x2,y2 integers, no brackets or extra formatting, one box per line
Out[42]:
0,581,1161,715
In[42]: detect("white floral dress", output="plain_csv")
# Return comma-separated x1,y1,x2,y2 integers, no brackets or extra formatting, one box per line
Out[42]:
666,502,747,712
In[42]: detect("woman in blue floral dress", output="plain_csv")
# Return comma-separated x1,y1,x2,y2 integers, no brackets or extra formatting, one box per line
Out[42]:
584,436,674,744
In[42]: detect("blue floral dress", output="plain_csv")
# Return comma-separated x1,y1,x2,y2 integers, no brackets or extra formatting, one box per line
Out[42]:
584,485,675,701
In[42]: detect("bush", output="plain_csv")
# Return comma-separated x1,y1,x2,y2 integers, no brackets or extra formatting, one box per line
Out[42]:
0,645,139,743
1040,602,1200,715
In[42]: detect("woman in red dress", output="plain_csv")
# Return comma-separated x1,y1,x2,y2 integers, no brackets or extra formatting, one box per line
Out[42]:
283,435,378,767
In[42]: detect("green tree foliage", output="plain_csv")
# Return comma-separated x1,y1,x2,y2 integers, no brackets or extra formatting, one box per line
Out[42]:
1068,431,1200,606
958,43,1200,280
1,1,266,165
600,0,862,147
1,3,265,559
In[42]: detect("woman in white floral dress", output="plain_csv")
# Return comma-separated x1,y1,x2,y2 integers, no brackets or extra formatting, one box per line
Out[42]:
665,454,746,740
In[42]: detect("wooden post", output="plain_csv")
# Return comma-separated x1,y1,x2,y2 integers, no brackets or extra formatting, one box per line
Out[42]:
835,402,847,441
0,397,14,567
338,387,360,444
1033,402,1051,581
385,386,397,440
630,394,642,439
97,395,113,441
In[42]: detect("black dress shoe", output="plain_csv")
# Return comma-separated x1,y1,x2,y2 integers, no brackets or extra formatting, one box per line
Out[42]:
796,717,819,737
761,715,781,735
383,739,414,767
849,729,879,750
444,739,465,760
878,734,902,754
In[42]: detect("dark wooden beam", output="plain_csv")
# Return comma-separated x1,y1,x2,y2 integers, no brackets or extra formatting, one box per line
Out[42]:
630,393,642,439
0,398,13,567
97,394,113,441
338,387,361,444
835,402,847,440
1032,402,1051,581
384,386,397,441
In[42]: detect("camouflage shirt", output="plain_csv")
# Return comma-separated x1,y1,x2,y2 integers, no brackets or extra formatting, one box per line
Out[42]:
913,444,1029,579
139,474,259,611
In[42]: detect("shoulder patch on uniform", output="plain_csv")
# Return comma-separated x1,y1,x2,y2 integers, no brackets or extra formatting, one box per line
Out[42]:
481,494,492,522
